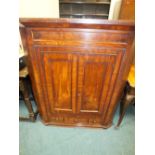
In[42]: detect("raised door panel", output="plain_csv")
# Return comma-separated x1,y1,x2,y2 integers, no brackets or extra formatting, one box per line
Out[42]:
77,50,123,115
44,53,72,113
35,47,77,114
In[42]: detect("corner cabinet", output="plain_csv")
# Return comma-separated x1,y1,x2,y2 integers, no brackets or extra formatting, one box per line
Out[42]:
20,18,134,128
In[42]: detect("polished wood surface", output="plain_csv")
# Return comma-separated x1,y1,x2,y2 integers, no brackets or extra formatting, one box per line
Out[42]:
119,0,135,20
20,18,134,128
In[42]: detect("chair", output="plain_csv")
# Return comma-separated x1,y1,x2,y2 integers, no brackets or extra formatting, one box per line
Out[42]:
19,67,38,121
116,65,135,127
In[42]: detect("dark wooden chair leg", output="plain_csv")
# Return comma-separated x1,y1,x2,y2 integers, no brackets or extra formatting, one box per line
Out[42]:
116,83,135,127
116,94,134,127
19,79,36,122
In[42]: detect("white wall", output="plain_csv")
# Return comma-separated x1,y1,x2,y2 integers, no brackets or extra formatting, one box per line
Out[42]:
19,0,59,56
109,0,122,20
20,0,121,19
19,0,59,18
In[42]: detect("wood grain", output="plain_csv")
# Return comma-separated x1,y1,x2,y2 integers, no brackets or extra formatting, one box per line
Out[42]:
119,0,135,20
20,18,134,128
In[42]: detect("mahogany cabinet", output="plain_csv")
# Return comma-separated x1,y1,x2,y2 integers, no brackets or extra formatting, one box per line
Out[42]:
20,18,134,128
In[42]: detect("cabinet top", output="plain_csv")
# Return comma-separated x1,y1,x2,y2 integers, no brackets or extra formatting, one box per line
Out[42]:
19,18,134,31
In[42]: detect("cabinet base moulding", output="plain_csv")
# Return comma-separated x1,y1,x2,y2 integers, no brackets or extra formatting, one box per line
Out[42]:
41,119,113,129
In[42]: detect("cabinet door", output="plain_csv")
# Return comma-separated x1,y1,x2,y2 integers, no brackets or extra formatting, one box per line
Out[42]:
77,51,123,115
35,47,77,114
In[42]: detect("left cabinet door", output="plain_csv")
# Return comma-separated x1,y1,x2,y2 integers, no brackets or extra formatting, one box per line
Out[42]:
33,47,77,116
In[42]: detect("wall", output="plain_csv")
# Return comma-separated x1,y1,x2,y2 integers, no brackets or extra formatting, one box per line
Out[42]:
19,0,59,56
19,0,59,18
109,0,122,20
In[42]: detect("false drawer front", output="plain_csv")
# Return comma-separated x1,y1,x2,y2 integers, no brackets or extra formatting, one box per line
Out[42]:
31,28,132,47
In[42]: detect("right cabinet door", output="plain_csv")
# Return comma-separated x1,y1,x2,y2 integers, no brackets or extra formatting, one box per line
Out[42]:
76,50,124,117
